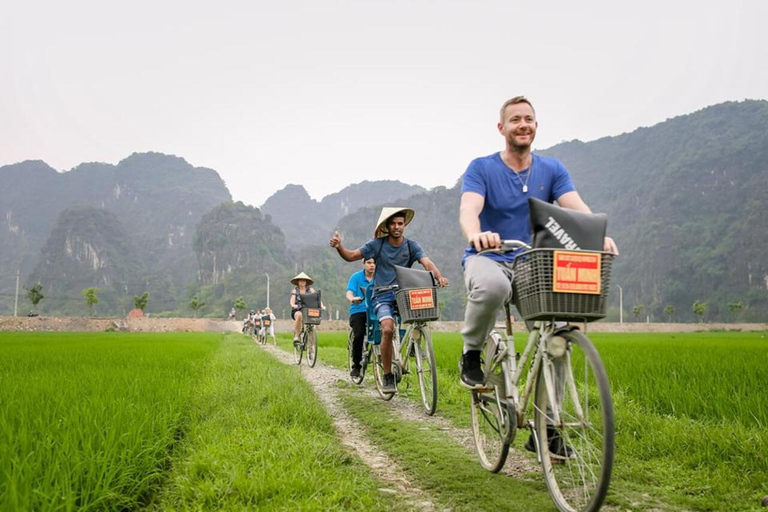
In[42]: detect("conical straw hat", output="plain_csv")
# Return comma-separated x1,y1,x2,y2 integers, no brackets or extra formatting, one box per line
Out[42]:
290,272,315,286
374,207,415,238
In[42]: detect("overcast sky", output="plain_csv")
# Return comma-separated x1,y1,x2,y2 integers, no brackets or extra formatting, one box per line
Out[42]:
2,0,766,206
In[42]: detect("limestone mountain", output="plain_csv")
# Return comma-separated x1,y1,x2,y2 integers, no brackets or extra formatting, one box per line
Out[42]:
0,152,231,314
261,180,426,248
28,207,144,316
540,100,768,322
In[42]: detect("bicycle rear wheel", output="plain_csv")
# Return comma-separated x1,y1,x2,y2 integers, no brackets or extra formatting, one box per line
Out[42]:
533,330,614,512
372,345,394,400
470,387,513,473
307,328,318,368
412,327,438,415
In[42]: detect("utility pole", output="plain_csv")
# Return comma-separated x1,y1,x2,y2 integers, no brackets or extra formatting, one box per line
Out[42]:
14,268,20,317
265,273,270,308
616,284,623,324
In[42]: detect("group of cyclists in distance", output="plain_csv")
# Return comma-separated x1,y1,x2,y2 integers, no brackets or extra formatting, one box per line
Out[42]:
250,97,621,487
241,307,276,345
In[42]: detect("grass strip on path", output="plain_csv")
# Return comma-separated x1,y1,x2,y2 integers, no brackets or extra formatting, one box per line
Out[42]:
152,333,399,511
339,387,556,511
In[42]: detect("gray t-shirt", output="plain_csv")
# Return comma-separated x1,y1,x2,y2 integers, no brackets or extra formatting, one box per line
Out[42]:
359,237,425,290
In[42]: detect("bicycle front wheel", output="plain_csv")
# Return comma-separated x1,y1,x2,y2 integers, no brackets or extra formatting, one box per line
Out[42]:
533,330,614,512
412,327,438,415
307,328,318,368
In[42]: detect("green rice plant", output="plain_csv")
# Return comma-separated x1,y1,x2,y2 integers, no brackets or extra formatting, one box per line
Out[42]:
0,332,218,511
153,333,398,510
593,332,768,427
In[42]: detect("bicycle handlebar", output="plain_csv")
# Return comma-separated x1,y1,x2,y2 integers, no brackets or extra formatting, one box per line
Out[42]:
476,239,532,256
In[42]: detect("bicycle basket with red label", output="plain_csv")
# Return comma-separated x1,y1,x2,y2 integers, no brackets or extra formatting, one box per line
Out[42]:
512,249,613,322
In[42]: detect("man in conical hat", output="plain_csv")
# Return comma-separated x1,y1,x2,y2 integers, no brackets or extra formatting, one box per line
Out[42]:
330,207,448,394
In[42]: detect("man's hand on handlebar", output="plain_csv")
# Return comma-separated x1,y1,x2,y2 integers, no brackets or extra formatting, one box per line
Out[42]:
604,237,619,255
437,276,449,288
351,296,364,304
469,231,501,251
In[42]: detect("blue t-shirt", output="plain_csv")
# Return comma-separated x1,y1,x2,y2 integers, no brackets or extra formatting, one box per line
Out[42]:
359,237,426,292
346,269,373,315
461,152,576,264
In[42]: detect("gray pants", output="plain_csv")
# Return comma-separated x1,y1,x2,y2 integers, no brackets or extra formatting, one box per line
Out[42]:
461,255,514,352
462,255,565,422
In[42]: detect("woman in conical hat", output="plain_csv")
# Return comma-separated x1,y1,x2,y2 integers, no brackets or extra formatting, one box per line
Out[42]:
289,272,317,344
290,272,315,287
373,207,415,238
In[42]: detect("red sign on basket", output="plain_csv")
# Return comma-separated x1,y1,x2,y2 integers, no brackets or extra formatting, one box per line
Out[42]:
307,308,321,318
408,289,434,310
552,251,602,295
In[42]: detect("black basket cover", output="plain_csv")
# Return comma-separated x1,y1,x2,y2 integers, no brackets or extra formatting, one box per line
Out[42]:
529,198,607,251
300,291,322,309
394,265,436,289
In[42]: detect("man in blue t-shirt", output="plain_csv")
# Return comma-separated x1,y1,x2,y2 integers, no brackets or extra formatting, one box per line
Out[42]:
346,257,375,378
459,96,619,388
330,207,449,393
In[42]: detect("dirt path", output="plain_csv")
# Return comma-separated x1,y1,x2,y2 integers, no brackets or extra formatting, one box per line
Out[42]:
257,339,543,509
258,341,441,511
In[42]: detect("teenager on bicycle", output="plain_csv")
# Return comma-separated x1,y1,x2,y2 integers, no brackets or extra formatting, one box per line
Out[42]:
330,207,449,393
289,272,323,346
346,257,375,378
459,96,619,448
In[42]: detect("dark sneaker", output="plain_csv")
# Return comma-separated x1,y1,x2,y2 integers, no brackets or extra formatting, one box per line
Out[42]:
382,373,397,393
548,430,575,459
350,365,361,378
460,350,485,388
525,428,574,459
524,432,537,453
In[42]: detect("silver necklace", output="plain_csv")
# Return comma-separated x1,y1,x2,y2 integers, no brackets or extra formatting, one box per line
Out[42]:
513,156,534,193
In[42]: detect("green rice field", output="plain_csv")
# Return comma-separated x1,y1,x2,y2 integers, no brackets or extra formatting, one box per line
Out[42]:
2,329,767,510
0,332,397,511
301,329,768,511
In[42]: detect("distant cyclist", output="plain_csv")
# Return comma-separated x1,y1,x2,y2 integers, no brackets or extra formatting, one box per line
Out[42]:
289,272,324,346
263,307,276,345
346,257,375,378
459,96,618,453
330,207,448,393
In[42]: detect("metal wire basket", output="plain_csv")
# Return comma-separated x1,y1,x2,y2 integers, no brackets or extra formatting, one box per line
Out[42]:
302,307,322,325
396,287,440,324
512,249,614,322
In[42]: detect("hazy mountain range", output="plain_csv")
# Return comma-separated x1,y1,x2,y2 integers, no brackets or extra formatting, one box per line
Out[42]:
1,100,765,321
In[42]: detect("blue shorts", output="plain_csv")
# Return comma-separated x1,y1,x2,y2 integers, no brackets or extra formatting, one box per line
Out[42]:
373,291,396,322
